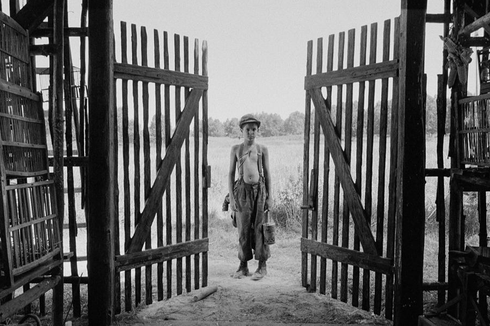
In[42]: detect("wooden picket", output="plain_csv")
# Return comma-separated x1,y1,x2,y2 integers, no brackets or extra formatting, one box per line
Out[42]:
302,18,399,319
113,22,209,311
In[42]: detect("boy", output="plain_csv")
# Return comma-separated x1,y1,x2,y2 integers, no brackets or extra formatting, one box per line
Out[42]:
228,114,272,281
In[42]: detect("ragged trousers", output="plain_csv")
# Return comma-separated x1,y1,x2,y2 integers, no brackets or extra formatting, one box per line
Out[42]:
234,177,270,262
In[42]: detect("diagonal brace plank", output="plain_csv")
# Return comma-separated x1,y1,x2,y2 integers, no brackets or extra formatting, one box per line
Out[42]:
309,88,378,256
127,88,203,254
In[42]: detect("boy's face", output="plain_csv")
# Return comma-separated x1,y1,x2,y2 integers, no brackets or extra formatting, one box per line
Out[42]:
241,123,258,142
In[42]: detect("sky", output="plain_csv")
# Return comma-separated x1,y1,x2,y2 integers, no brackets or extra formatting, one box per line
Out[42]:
107,1,468,121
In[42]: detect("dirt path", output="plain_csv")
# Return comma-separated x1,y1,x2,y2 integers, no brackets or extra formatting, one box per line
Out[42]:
119,228,393,325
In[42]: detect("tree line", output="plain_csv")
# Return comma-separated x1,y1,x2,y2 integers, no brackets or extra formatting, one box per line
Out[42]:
114,94,447,140
208,94,447,138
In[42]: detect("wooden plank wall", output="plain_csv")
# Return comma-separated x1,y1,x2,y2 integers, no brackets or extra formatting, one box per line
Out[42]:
302,19,399,319
113,22,209,312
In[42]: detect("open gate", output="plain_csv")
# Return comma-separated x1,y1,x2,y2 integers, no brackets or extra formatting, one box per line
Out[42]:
111,22,209,312
302,18,399,319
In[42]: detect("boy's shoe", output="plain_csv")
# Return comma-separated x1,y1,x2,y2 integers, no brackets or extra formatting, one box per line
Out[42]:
231,261,249,279
251,261,267,281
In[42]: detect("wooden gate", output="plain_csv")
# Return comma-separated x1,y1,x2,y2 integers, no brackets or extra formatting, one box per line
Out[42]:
112,22,209,312
302,18,399,319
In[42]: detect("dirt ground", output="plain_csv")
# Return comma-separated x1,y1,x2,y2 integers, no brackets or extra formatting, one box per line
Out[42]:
110,227,394,326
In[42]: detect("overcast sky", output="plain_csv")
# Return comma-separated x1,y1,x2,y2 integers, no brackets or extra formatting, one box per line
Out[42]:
107,1,465,121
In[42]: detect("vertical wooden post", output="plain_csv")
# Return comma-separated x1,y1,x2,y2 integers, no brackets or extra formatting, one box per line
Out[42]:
447,0,465,317
395,1,427,325
52,1,65,325
87,0,115,325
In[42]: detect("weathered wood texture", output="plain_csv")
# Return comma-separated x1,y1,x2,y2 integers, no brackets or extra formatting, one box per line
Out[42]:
0,10,62,324
395,1,427,325
113,22,209,312
87,0,114,324
302,19,399,320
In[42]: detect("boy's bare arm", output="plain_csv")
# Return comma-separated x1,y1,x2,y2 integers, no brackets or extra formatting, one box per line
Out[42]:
228,145,238,211
262,145,272,209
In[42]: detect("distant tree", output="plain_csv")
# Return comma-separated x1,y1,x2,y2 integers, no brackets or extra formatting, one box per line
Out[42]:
283,111,305,135
149,113,165,140
424,94,451,134
224,118,241,138
208,117,225,137
255,112,284,137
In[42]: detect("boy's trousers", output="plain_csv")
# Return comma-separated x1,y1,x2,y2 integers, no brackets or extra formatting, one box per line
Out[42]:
234,177,270,262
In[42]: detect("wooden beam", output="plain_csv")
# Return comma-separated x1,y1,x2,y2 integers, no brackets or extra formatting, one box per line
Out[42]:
459,36,490,47
30,26,88,38
395,0,427,325
301,238,393,275
459,11,490,36
463,4,490,35
0,79,41,101
29,44,57,56
114,63,208,89
0,276,60,321
309,88,378,256
12,0,54,34
305,60,398,90
126,88,203,254
51,1,64,325
116,239,208,272
0,259,62,300
426,13,451,24
87,0,114,325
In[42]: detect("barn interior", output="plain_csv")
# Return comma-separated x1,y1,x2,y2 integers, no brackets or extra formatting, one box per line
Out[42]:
0,1,488,326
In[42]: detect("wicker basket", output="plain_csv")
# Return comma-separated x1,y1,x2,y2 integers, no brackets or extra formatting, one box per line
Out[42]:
459,93,490,166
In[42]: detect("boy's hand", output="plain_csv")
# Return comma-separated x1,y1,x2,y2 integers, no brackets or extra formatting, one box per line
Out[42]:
230,197,238,212
265,197,272,211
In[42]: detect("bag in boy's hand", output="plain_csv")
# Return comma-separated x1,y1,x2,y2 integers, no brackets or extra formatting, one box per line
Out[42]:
262,210,276,245
222,194,230,211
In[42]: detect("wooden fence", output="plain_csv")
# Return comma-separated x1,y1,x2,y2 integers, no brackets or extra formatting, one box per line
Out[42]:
112,21,209,313
302,19,399,319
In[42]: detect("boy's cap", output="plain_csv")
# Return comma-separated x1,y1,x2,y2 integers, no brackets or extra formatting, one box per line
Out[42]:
239,114,261,128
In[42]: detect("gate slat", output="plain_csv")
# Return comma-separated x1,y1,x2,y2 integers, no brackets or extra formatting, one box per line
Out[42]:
174,33,184,296
131,23,142,307
120,21,132,313
184,36,192,294
374,19,391,315
320,34,335,295
113,59,121,315
301,40,312,288
310,37,323,293
154,29,164,302
362,22,378,311
353,24,368,308
201,40,209,288
164,31,173,299
332,31,345,300
341,28,355,304
193,38,201,291
385,16,400,320
141,26,153,306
